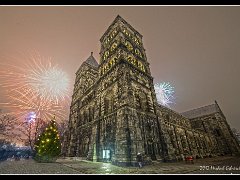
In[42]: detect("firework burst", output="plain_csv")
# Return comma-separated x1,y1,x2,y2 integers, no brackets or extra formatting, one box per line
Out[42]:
0,53,70,104
154,82,175,107
27,56,70,104
0,52,70,123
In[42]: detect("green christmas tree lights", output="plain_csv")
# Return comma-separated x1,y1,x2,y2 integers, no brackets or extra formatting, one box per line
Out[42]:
34,116,61,162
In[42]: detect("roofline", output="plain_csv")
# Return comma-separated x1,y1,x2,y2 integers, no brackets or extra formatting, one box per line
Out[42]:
185,112,218,120
214,100,226,119
75,61,99,75
83,61,99,70
100,15,143,42
181,102,217,115
157,104,188,120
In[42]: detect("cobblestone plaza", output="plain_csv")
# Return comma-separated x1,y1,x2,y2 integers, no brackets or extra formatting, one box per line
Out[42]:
0,156,239,174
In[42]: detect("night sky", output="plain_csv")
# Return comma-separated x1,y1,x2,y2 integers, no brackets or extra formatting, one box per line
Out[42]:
0,6,240,130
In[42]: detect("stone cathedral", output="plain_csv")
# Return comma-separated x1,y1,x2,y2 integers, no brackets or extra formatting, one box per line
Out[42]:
63,15,240,166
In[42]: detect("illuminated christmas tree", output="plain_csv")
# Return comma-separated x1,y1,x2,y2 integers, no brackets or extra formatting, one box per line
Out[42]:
34,116,61,162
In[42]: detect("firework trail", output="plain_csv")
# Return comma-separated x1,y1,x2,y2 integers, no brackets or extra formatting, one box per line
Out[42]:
0,53,70,104
154,82,175,108
0,52,70,123
2,88,67,122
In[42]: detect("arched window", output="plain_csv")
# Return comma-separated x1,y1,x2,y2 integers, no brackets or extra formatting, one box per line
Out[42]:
104,98,110,115
104,97,114,114
214,128,222,137
138,91,149,111
89,107,94,122
135,94,141,109
84,111,88,124
104,91,115,115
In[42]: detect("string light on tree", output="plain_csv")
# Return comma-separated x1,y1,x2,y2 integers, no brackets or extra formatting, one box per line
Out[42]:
34,116,61,162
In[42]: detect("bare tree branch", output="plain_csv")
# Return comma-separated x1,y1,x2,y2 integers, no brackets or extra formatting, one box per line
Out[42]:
0,109,16,140
16,118,47,151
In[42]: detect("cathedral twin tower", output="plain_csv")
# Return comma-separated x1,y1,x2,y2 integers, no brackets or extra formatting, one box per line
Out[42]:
63,15,240,166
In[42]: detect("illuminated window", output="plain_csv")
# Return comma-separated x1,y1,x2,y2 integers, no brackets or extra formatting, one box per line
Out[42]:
111,29,117,37
132,58,136,66
127,55,133,62
103,51,109,60
113,57,117,64
125,41,133,51
110,42,118,51
135,48,142,58
137,61,142,68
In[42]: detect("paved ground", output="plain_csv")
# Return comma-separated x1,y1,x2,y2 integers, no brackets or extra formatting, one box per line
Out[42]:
0,159,80,174
0,156,240,174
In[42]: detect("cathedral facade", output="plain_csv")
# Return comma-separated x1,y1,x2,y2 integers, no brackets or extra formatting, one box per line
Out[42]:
63,16,240,166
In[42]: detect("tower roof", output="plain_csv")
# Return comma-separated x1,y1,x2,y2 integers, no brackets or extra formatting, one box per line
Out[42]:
84,52,99,68
100,15,143,42
181,103,219,119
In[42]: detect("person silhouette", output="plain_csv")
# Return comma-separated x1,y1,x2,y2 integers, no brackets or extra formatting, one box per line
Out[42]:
136,153,143,168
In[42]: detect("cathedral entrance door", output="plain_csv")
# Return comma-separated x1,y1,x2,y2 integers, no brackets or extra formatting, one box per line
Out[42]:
103,149,111,162
148,139,157,160
151,144,157,160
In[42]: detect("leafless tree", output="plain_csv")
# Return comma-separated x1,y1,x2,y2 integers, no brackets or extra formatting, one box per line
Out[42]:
56,120,68,144
17,118,47,151
0,109,16,140
53,120,68,156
